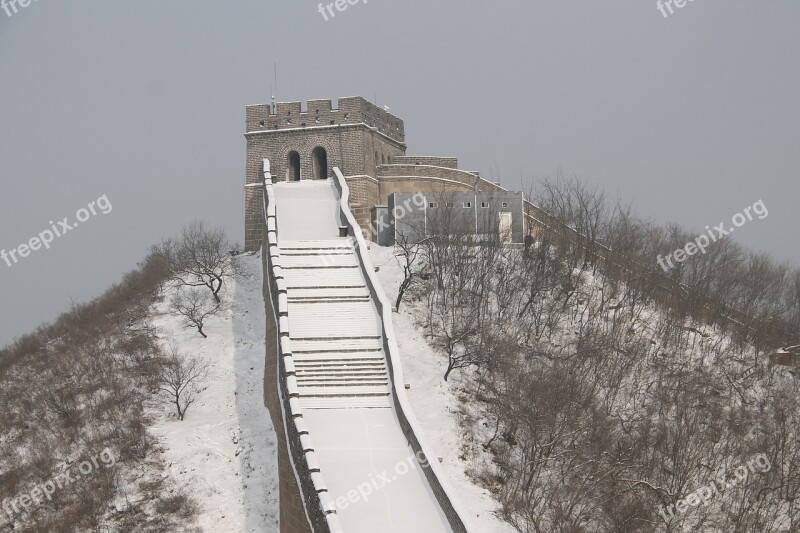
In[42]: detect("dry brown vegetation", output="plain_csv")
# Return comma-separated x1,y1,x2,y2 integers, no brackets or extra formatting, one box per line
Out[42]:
0,232,219,532
399,182,800,532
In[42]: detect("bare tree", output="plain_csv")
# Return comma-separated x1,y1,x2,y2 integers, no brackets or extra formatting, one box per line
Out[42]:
377,171,800,532
162,221,233,304
532,172,607,273
393,232,426,311
157,347,209,421
170,287,220,338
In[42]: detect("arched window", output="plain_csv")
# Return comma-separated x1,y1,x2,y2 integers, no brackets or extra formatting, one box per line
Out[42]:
287,151,301,181
311,147,328,179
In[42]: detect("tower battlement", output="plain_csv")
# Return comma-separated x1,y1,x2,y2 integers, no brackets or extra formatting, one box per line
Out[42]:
246,96,405,143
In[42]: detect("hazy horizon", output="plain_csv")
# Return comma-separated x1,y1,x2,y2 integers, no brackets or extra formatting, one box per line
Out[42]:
1,0,798,346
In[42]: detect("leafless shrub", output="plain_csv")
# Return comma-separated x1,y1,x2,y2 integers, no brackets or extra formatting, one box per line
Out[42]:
157,346,209,421
399,172,800,531
393,232,425,311
0,240,198,531
158,221,233,304
169,287,220,338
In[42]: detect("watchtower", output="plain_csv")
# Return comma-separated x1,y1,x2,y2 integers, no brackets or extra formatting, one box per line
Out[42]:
244,97,407,251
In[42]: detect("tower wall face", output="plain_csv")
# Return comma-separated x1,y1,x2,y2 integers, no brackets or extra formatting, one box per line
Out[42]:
244,98,406,251
246,96,404,144
262,281,314,533
244,182,266,254
246,125,404,184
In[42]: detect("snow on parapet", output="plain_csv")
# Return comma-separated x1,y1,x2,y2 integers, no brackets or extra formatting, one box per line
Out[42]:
332,166,475,533
261,159,344,533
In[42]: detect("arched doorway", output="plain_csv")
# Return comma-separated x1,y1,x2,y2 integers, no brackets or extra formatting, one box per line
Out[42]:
311,147,328,179
287,151,301,181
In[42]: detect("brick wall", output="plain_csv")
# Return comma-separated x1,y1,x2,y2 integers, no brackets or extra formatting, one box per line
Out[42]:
246,97,405,144
262,272,314,533
378,164,496,192
244,101,407,250
244,182,266,253
344,175,379,239
389,156,459,169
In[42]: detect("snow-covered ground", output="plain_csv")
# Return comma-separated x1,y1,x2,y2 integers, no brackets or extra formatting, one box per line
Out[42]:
148,253,279,532
141,245,511,532
369,244,516,533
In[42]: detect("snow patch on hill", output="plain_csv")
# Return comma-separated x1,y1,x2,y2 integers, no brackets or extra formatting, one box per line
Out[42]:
147,253,279,532
369,244,516,533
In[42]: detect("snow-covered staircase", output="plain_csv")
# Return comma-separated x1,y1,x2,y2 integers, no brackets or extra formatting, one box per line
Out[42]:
268,177,464,533
281,239,392,409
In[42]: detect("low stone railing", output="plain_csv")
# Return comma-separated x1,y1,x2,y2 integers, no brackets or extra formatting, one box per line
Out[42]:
262,159,343,533
333,167,474,533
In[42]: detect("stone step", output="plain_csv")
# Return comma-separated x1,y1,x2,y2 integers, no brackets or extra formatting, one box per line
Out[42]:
292,351,384,362
281,254,359,268
298,379,388,386
287,287,371,300
296,366,387,373
295,363,386,371
299,396,392,409
283,268,366,289
281,239,354,251
297,372,389,387
299,385,390,398
288,303,382,339
288,298,372,305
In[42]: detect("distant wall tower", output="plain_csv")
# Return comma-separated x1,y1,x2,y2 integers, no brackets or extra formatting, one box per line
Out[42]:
244,97,407,251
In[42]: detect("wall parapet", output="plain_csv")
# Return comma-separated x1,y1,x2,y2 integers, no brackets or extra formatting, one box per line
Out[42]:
520,199,766,337
247,97,405,144
378,164,490,190
333,166,475,533
262,159,343,533
389,156,459,169
376,163,768,349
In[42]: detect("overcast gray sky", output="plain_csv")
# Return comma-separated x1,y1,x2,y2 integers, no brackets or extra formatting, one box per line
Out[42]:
1,1,798,346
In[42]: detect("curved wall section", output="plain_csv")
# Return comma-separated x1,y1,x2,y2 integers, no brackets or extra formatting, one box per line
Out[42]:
332,167,474,533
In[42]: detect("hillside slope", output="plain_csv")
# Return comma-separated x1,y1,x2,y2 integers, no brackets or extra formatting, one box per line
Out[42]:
147,252,279,532
369,238,799,533
370,244,517,533
0,251,278,532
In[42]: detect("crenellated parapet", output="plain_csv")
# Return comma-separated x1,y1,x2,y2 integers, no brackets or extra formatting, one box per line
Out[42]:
388,156,459,169
246,96,405,143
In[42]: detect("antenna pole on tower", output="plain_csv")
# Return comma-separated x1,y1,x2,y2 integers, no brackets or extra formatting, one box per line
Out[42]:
269,84,274,115
273,63,278,113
